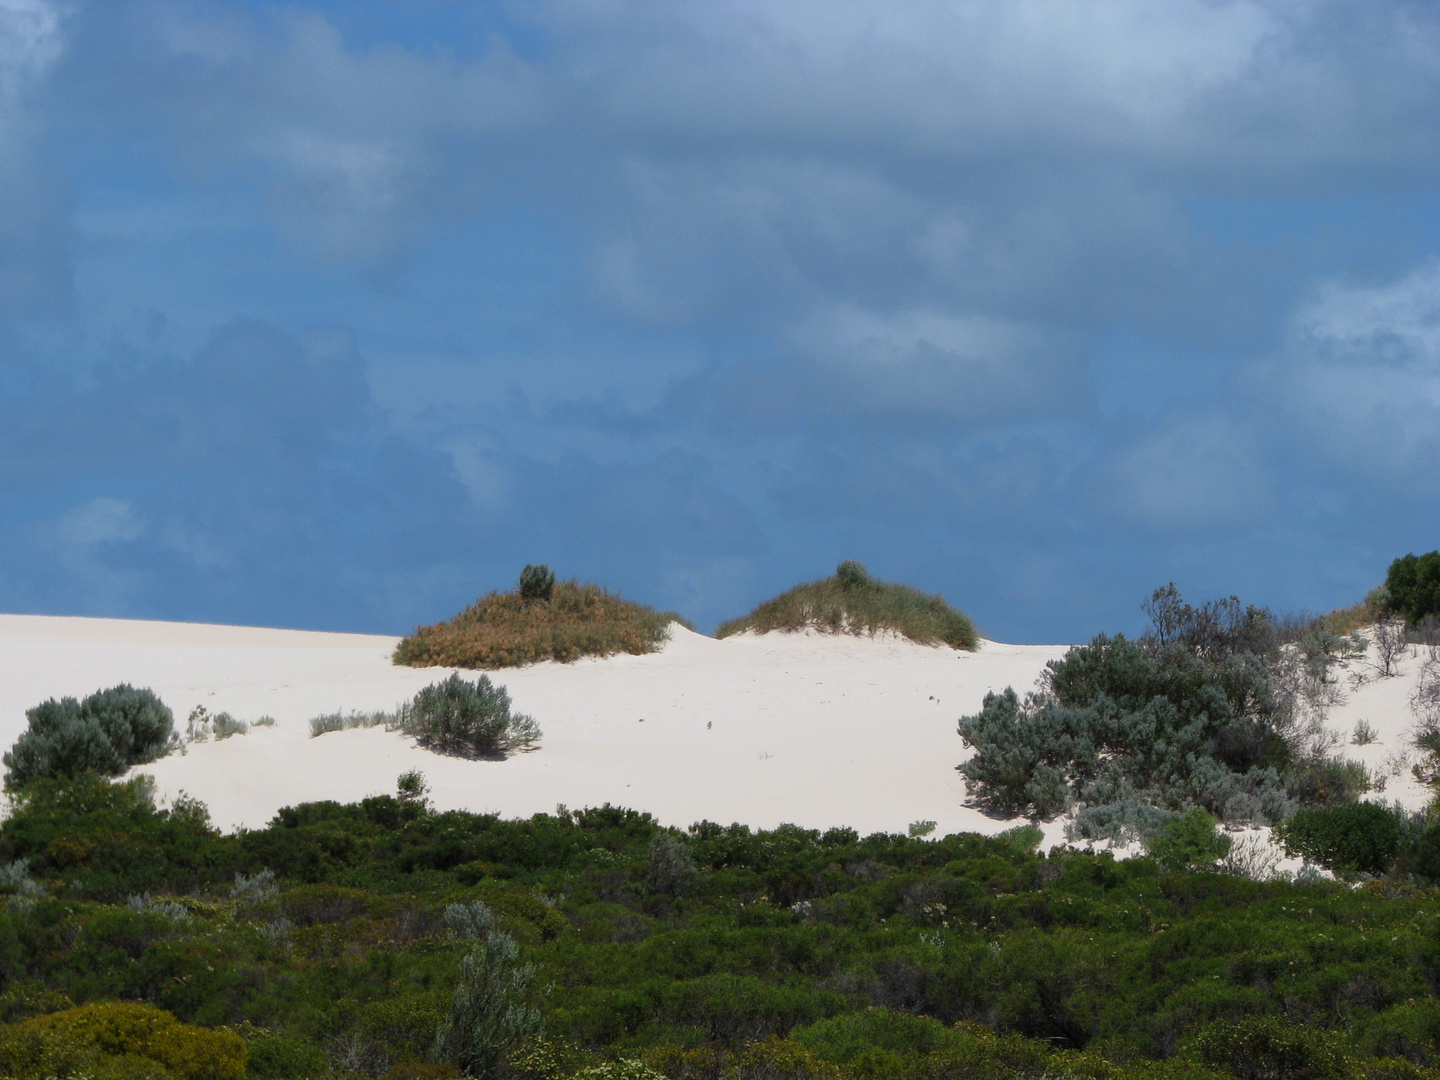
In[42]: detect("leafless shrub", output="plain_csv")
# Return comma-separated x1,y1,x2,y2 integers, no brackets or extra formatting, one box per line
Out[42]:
1412,657,1440,730
1373,620,1410,678
1410,615,1440,660
1220,833,1283,881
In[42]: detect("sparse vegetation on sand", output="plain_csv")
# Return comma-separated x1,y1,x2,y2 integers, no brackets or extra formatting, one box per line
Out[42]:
715,560,979,650
394,566,689,669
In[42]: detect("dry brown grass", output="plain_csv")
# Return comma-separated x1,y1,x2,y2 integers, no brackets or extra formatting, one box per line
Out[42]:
393,581,689,669
1317,586,1388,635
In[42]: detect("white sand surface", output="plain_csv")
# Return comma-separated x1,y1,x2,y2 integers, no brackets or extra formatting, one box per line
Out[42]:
1,614,1433,860
0,614,1070,840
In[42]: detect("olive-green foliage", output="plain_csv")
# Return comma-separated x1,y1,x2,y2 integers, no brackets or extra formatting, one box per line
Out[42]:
521,564,558,603
4,684,174,790
394,581,689,669
243,1030,331,1079
0,1001,246,1080
1385,552,1440,627
716,563,979,650
1184,1016,1351,1080
1275,802,1407,877
0,774,216,901
396,674,542,757
1143,808,1232,871
7,775,1440,1080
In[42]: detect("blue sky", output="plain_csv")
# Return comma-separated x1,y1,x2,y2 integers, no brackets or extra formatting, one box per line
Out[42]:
0,0,1437,643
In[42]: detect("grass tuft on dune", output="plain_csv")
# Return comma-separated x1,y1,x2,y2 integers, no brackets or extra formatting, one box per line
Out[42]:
394,578,690,669
717,561,979,650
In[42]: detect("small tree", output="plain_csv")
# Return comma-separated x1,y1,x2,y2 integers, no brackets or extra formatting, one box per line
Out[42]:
519,564,556,602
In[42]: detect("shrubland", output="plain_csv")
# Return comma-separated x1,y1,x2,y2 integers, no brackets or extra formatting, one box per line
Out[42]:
1,772,1440,1078
395,566,688,669
958,585,1378,840
716,561,979,650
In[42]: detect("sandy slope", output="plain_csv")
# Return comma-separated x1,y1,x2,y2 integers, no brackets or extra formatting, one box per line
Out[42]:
0,614,1433,856
0,614,1069,839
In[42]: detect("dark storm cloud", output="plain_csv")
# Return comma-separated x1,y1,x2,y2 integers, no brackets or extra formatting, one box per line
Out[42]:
0,0,1435,640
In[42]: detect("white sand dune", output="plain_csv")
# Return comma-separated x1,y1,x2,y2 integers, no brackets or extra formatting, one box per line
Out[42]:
0,614,1069,840
0,614,1433,856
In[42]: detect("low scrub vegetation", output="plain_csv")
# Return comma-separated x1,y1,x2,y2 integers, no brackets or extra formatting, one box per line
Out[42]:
307,676,540,757
716,561,979,650
960,585,1373,834
395,566,687,669
2,773,1440,1078
3,684,175,790
395,674,541,757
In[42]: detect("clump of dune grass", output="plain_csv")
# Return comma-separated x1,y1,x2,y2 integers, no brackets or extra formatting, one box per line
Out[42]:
308,710,392,738
1317,586,1389,636
716,561,979,650
393,570,691,669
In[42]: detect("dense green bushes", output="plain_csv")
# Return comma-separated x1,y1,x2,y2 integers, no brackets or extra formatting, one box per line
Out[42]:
716,562,979,650
2,772,1440,1078
1274,803,1409,877
3,684,174,789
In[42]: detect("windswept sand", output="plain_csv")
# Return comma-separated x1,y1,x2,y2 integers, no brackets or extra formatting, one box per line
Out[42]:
0,614,1433,854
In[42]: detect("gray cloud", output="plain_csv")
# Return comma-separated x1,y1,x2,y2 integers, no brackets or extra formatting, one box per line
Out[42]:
0,0,1435,643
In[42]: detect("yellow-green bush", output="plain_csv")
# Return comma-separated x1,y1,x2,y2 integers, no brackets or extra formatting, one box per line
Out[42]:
716,563,978,650
0,1001,245,1080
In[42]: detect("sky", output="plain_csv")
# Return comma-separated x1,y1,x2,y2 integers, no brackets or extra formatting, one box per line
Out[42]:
0,0,1437,644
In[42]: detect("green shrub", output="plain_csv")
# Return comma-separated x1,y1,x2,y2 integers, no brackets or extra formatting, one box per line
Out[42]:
0,1001,246,1080
243,1031,330,1079
1184,1015,1351,1080
395,581,686,669
716,563,978,650
957,586,1371,826
957,631,1292,821
1143,808,1232,871
1385,552,1440,627
520,564,557,603
1275,802,1405,876
4,685,174,790
395,674,541,757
